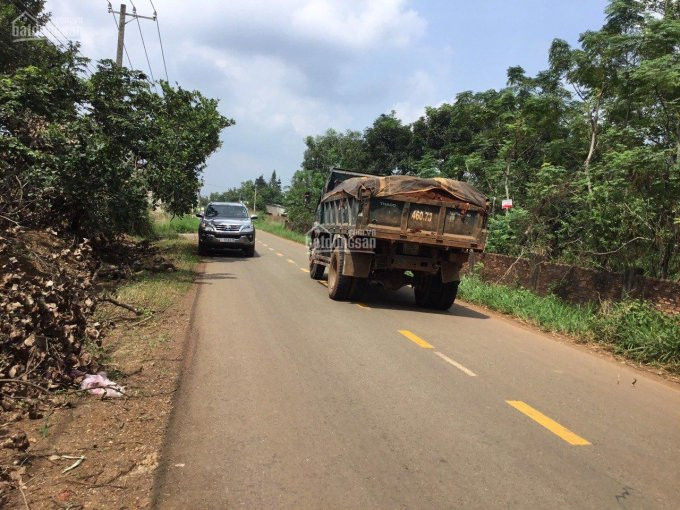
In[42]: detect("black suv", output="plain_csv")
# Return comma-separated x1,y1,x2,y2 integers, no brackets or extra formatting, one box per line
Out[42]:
197,202,257,256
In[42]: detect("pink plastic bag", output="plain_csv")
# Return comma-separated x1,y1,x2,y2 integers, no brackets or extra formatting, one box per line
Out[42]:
80,372,125,397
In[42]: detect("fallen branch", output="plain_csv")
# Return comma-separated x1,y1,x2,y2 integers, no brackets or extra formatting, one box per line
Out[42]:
101,297,142,316
495,247,526,284
61,455,84,474
0,379,52,395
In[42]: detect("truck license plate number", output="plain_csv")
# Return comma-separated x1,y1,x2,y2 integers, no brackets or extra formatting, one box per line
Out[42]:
411,209,434,223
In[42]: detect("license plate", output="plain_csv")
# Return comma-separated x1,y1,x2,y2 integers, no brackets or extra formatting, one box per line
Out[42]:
219,238,237,243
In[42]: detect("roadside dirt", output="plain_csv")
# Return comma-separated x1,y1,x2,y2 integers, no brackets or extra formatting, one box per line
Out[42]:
2,261,201,509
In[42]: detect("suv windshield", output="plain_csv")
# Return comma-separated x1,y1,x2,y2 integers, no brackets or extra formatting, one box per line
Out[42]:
205,204,248,219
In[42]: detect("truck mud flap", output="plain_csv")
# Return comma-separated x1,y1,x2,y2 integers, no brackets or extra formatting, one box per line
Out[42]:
342,250,373,278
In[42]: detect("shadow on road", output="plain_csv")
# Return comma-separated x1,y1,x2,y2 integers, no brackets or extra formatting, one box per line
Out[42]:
358,284,489,319
199,249,260,260
196,272,237,282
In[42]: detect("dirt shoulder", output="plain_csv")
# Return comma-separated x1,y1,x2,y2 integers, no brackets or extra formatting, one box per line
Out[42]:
2,238,201,509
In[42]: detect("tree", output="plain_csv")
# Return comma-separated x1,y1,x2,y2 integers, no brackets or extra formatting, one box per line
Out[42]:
0,2,233,238
363,111,412,174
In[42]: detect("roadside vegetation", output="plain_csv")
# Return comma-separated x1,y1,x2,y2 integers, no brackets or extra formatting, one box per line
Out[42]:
152,215,201,239
113,238,199,313
459,274,680,372
254,218,306,245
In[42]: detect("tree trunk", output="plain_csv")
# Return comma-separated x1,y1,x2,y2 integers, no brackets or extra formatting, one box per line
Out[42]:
583,90,602,196
504,159,511,201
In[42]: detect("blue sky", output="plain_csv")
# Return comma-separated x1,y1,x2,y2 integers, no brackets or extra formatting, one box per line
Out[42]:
48,0,609,193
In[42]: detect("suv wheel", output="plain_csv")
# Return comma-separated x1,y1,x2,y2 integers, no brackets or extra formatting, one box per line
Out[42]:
198,241,209,256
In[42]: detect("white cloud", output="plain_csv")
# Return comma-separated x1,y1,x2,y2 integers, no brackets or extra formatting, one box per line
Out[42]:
290,0,425,49
392,70,437,123
44,0,428,188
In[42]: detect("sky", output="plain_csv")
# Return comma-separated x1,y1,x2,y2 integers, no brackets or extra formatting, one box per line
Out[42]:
44,0,609,193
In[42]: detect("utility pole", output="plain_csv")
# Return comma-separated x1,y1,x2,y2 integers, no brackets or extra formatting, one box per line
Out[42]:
115,3,125,66
253,187,257,214
108,3,157,67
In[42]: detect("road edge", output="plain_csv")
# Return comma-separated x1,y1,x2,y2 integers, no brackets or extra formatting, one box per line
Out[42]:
150,258,206,507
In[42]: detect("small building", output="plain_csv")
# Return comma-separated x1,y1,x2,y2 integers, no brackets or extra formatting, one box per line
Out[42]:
266,204,286,217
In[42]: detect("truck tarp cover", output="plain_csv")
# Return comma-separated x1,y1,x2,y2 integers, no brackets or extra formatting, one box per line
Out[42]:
322,175,487,208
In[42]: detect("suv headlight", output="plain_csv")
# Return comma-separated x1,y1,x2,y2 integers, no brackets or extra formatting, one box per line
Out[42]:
202,221,215,232
240,224,254,233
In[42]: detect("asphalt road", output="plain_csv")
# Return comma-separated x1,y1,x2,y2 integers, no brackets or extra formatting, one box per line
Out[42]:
154,230,680,509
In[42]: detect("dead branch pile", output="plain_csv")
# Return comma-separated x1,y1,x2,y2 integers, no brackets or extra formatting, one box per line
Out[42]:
0,227,176,409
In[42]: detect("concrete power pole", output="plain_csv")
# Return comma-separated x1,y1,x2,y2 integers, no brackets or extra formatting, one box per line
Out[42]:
108,3,157,67
115,3,126,66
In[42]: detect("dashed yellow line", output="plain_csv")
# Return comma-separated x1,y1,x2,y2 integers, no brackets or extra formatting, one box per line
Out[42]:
506,400,591,446
287,259,296,264
318,280,328,287
355,303,371,309
300,268,310,273
268,247,274,251
277,252,284,257
398,330,434,349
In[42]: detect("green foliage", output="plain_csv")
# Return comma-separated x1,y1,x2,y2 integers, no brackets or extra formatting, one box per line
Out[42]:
202,170,282,212
153,215,201,239
485,208,530,255
0,3,233,239
592,300,680,364
459,274,595,338
459,274,680,369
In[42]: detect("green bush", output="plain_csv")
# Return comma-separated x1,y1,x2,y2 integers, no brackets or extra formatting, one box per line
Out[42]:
459,274,595,338
592,301,680,364
152,215,200,239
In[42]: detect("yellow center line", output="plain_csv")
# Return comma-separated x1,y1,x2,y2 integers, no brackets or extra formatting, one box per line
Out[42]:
355,303,371,309
506,400,591,446
268,247,274,251
398,330,434,349
287,259,296,264
277,252,284,257
300,268,310,273
318,280,328,287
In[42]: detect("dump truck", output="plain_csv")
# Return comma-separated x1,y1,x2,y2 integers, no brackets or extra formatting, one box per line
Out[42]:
307,169,489,310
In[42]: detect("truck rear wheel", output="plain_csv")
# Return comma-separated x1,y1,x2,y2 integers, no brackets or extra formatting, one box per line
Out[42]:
414,275,459,310
328,247,354,300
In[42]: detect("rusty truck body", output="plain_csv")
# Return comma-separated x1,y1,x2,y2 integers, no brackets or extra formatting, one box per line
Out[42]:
307,169,489,310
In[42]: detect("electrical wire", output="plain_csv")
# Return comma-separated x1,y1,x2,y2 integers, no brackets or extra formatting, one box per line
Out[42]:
13,0,95,75
148,0,169,82
46,21,97,75
129,0,157,91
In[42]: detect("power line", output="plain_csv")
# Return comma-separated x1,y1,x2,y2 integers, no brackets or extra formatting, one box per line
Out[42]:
129,0,157,91
13,0,95,75
45,20,96,75
148,0,169,82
